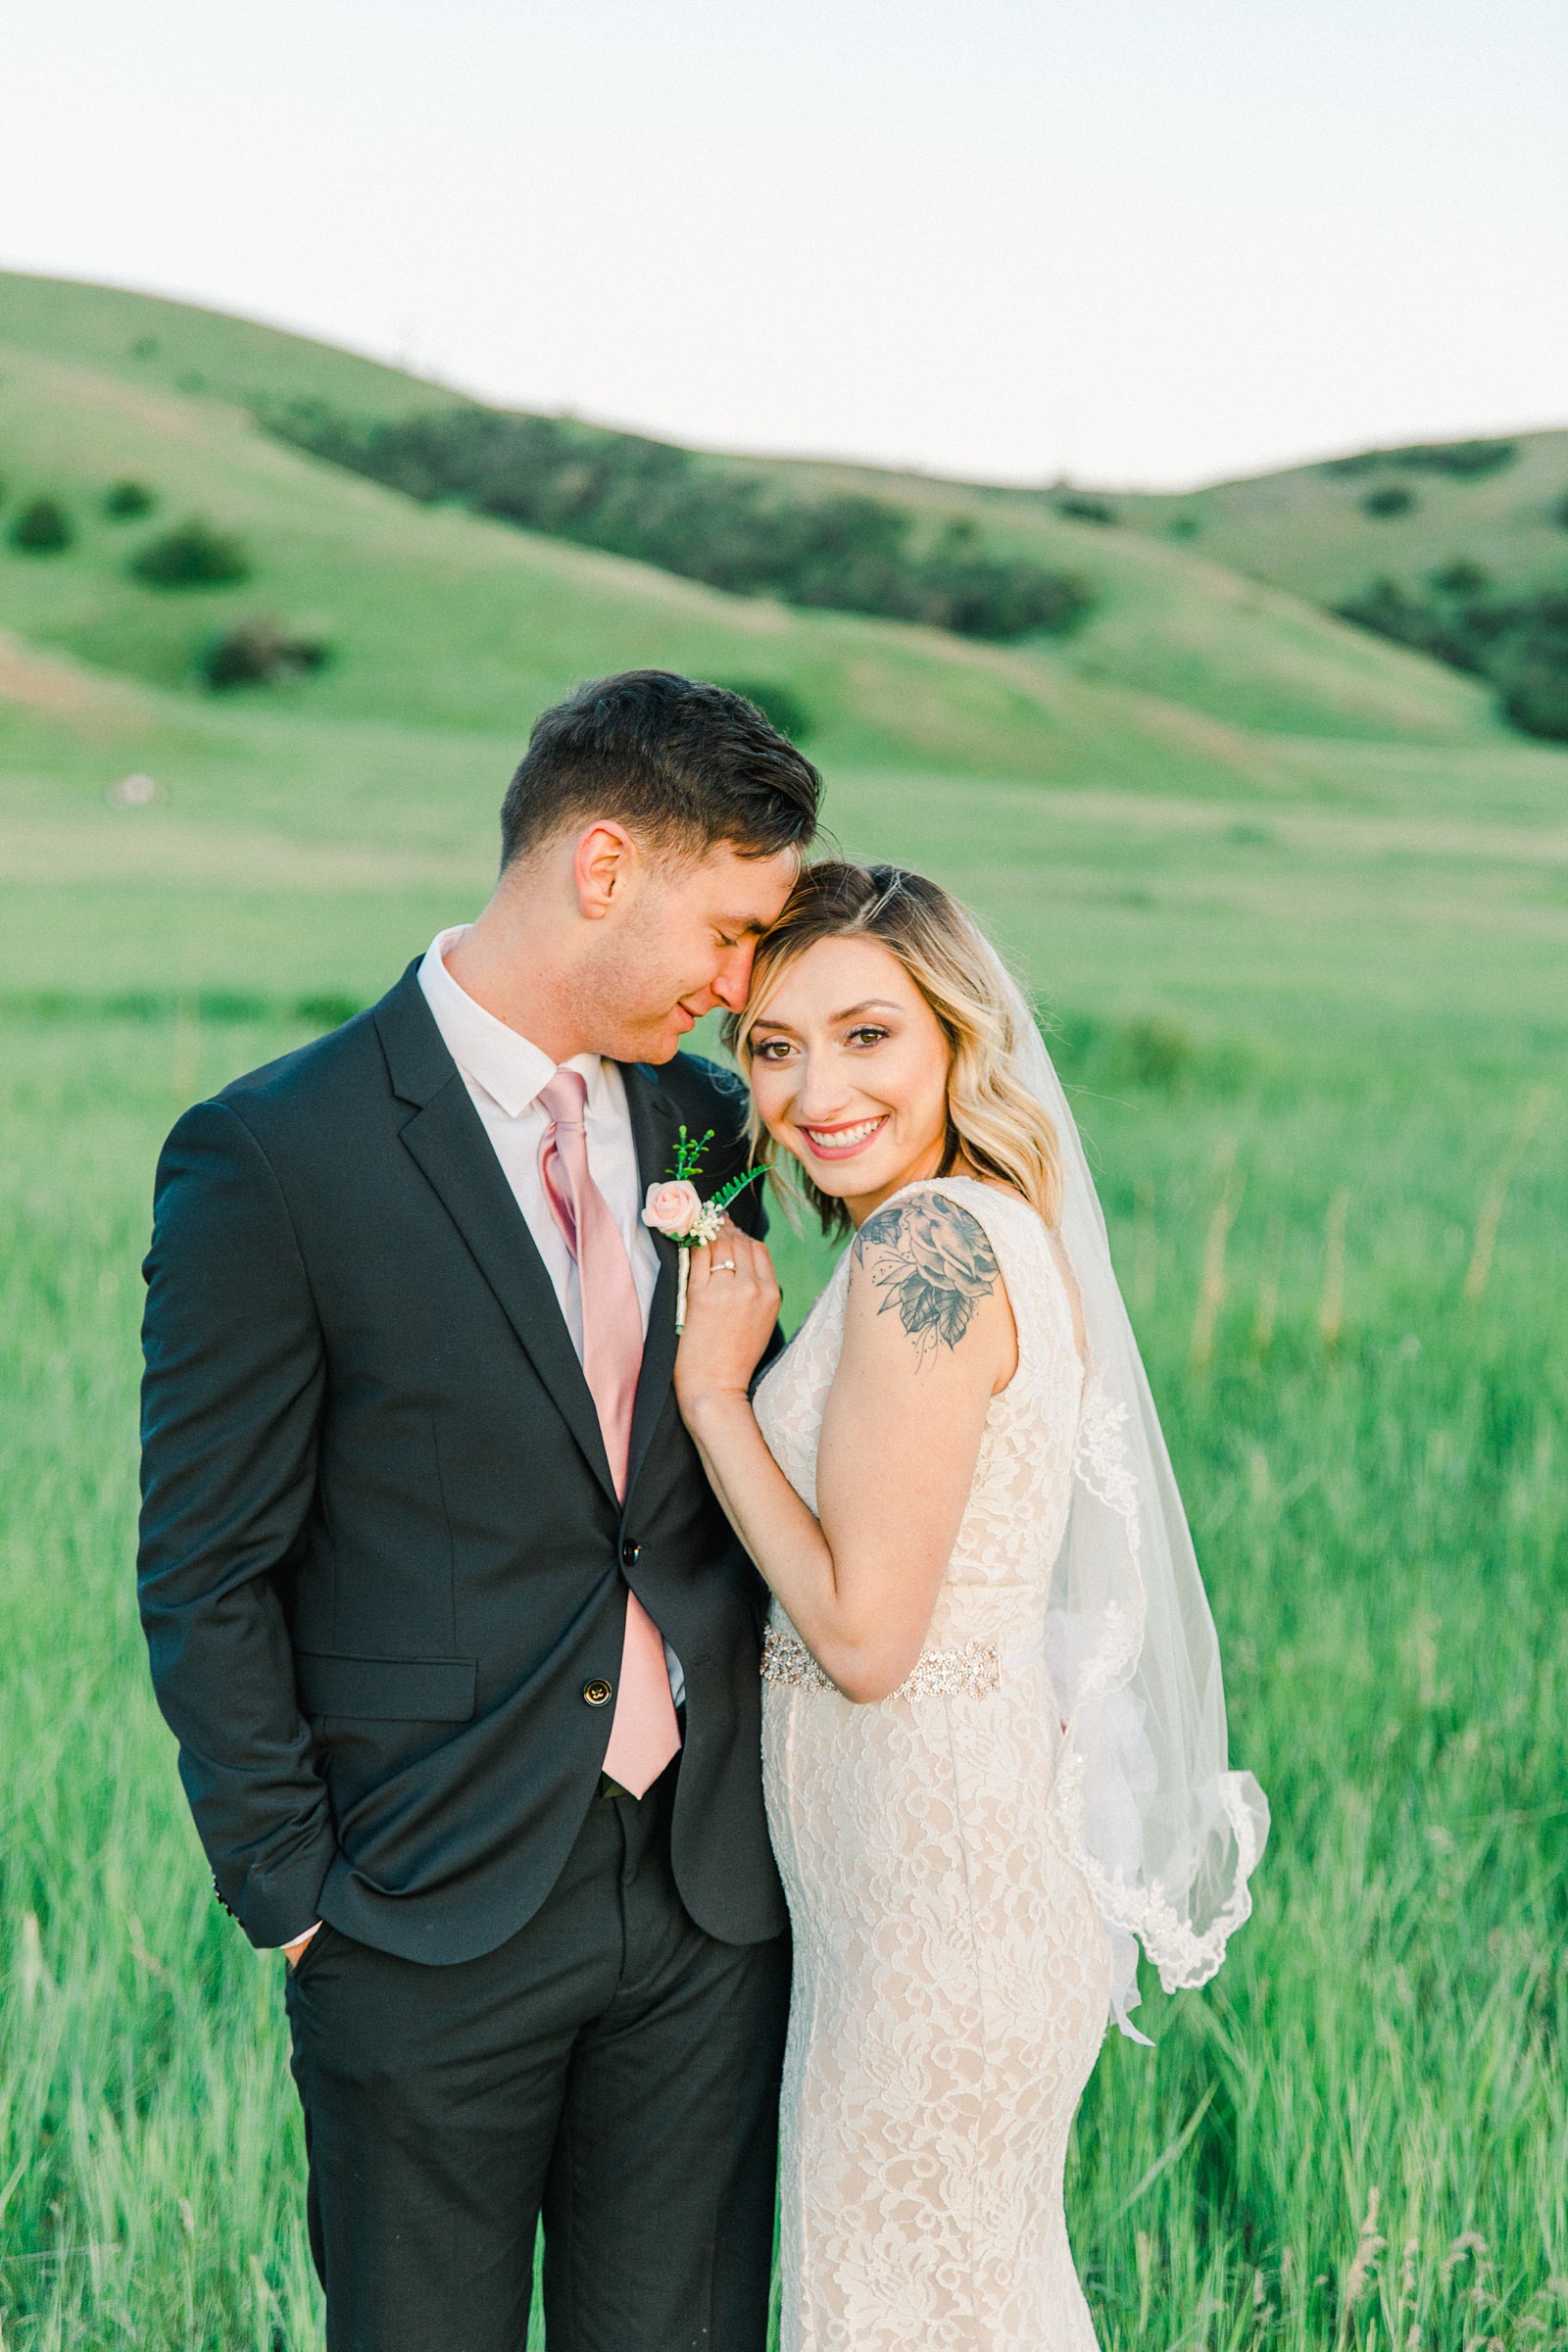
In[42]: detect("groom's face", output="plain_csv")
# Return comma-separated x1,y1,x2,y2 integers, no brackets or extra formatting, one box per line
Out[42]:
579,836,799,1063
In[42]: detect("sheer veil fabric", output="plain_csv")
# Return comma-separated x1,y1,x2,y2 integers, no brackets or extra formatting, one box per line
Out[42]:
987,949,1268,2034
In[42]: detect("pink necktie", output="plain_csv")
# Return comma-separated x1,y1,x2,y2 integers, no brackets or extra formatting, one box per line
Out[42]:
538,1068,681,1799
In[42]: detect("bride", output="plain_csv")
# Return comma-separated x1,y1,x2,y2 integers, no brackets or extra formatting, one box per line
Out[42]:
673,860,1267,2352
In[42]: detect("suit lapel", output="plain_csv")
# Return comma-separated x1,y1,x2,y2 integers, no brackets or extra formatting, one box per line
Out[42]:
374,969,618,1507
621,1061,683,1500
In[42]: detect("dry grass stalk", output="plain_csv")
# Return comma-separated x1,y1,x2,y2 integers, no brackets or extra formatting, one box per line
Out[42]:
1190,1145,1243,1371
1464,1088,1549,1302
1319,1188,1350,1346
1344,2185,1387,2326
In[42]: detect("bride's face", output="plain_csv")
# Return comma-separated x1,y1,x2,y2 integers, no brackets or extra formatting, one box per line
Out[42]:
746,935,954,1224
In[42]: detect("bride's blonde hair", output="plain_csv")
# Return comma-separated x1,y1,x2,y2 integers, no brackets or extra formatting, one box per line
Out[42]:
724,860,1063,1237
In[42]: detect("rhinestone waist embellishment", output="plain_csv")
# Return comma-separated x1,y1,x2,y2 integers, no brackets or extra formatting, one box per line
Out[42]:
761,1625,1002,1700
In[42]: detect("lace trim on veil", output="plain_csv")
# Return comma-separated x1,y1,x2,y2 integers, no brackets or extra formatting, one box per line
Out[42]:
1045,1373,1263,2006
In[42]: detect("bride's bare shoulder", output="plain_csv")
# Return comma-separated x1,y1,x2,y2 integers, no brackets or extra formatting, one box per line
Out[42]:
845,1187,1018,1383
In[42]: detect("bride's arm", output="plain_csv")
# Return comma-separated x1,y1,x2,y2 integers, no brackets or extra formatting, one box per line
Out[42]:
674,1197,1016,1702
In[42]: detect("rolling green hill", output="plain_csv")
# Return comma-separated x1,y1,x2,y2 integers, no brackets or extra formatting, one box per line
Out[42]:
666,444,1504,743
0,269,465,425
2,269,1563,1022
750,421,1568,622
1,270,1508,751
1108,428,1568,607
1,330,1416,798
8,270,1561,732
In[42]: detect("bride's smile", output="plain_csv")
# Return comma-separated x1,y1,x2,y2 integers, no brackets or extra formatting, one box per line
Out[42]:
746,932,958,1222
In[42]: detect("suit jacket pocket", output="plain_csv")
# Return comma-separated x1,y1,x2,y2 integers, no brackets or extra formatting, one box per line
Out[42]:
296,1651,477,1722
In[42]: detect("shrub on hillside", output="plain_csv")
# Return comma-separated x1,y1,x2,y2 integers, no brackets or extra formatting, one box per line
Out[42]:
915,519,1096,639
1042,1007,1254,1096
1361,484,1416,518
129,518,251,589
1325,438,1518,480
257,399,1097,643
1429,558,1491,596
9,496,74,554
1492,593,1568,742
198,619,331,691
1553,489,1568,531
1335,577,1485,672
103,480,156,521
1054,492,1118,525
1496,659,1568,741
296,992,364,1030
1336,573,1568,741
712,679,814,744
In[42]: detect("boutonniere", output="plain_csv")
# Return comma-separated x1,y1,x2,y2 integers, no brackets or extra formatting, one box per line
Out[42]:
642,1124,765,1331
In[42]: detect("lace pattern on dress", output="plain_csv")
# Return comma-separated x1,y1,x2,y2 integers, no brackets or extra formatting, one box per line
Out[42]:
755,1177,1108,2352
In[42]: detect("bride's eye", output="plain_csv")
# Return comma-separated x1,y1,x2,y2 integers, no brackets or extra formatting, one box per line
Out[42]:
753,1038,794,1062
846,1025,889,1048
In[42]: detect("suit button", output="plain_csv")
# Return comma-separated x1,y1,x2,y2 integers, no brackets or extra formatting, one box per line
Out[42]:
620,1539,640,1568
583,1679,613,1707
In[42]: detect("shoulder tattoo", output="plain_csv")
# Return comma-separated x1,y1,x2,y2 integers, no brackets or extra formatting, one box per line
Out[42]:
852,1195,999,1362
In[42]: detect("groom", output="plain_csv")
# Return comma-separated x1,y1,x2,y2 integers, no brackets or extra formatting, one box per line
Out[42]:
137,672,820,2350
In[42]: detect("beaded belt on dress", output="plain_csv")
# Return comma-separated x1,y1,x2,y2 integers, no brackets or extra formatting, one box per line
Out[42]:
760,1625,1002,1700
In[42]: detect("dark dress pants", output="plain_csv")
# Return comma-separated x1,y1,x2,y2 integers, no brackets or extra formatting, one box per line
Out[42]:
285,1769,790,2352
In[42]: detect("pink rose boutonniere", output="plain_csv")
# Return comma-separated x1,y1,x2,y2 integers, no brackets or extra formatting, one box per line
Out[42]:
642,1124,765,1330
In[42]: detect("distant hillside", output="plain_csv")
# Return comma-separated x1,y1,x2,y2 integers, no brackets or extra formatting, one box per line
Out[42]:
1092,433,1568,740
0,269,465,423
1,270,1502,754
16,270,1564,775
0,337,1330,804
1,275,1563,1056
1105,429,1568,608
627,437,1496,745
757,429,1568,738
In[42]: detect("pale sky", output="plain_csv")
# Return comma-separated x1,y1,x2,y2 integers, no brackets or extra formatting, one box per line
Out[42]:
3,0,1565,488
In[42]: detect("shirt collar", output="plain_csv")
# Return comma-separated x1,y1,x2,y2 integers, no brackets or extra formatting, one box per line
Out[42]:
418,927,610,1119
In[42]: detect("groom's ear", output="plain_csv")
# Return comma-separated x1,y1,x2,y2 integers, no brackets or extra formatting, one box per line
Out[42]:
572,821,641,920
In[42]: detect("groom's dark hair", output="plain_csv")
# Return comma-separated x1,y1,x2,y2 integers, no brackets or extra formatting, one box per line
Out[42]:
499,670,821,870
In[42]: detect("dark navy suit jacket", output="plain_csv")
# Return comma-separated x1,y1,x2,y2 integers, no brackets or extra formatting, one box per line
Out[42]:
137,959,786,1962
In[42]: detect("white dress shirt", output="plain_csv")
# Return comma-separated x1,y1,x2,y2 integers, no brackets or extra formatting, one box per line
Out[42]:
418,927,682,1707
417,927,661,1347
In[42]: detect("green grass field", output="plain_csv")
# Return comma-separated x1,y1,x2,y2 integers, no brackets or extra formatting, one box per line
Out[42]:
2,275,1566,2351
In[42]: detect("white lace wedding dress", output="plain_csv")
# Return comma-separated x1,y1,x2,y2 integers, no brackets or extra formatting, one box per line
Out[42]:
756,1178,1110,2352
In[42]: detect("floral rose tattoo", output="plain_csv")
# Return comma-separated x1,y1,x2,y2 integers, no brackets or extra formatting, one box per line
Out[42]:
852,1197,999,1361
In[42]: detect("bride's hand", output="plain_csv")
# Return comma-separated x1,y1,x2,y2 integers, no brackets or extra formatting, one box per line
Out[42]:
674,1221,781,1416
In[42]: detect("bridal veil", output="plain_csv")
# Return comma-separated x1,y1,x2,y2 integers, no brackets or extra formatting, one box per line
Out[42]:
984,944,1269,2036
